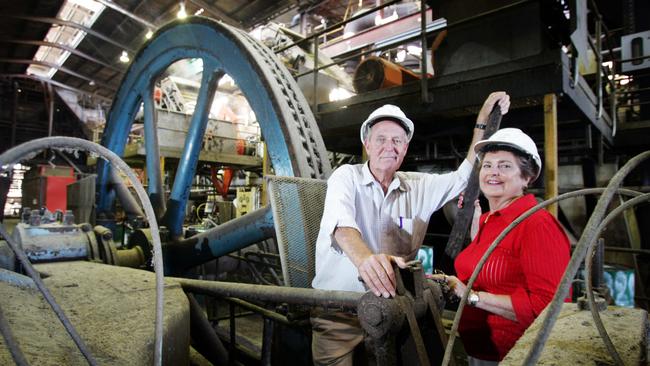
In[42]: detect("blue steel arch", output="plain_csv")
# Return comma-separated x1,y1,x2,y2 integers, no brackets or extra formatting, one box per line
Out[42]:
97,17,331,239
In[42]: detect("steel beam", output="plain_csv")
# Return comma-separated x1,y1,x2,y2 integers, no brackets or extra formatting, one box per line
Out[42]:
0,39,124,73
5,15,136,53
0,74,112,103
94,0,156,29
544,93,559,216
188,0,240,27
0,58,117,92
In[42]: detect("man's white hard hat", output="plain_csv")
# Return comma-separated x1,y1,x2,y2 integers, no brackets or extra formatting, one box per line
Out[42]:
473,128,542,180
360,104,414,143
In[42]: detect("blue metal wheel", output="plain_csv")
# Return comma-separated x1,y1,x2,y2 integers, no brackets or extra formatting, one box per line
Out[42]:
96,17,331,271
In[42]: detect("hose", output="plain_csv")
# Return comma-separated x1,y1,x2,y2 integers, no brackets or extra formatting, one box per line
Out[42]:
0,136,165,366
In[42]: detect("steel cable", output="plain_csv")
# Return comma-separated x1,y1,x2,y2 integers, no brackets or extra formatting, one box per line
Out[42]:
441,186,644,366
0,136,165,366
0,303,29,366
583,192,650,366
523,151,650,365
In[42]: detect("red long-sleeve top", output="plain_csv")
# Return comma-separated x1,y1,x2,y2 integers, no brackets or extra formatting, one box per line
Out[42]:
454,194,570,361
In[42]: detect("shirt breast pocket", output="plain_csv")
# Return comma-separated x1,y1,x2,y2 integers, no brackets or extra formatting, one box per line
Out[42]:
381,216,417,257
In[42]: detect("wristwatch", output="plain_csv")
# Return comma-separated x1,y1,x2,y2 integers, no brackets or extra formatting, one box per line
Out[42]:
468,290,480,306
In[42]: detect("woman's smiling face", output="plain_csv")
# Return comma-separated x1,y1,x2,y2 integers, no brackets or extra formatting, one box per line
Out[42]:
479,150,530,204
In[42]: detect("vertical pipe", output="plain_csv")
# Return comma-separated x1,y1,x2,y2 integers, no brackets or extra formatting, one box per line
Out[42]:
420,0,430,103
592,238,604,290
595,20,603,120
260,317,274,366
187,293,229,365
312,39,319,113
143,83,166,219
544,93,558,217
47,84,54,137
229,302,236,365
11,83,18,147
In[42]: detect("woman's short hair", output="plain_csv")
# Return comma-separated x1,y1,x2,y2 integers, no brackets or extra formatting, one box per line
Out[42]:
479,144,540,183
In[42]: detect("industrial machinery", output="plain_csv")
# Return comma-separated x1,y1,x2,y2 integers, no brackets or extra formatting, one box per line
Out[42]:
1,7,650,366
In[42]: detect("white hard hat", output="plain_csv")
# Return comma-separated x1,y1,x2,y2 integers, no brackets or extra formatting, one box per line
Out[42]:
360,104,414,143
473,128,542,180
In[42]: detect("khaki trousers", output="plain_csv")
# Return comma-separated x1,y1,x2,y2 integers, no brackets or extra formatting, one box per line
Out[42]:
311,312,364,366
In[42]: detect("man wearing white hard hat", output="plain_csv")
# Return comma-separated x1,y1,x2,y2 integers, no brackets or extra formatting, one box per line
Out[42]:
434,128,570,364
310,92,511,365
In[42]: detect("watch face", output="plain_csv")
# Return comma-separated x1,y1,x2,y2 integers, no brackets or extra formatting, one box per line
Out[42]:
469,292,479,305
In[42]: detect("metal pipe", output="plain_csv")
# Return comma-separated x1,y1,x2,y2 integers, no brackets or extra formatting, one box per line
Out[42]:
173,277,362,310
229,302,237,361
46,83,54,137
109,169,145,219
187,293,229,365
261,318,274,366
166,206,275,275
419,0,430,103
0,136,166,366
11,82,17,146
224,297,290,325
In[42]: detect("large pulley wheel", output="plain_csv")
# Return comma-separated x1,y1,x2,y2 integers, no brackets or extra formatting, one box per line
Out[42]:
97,17,331,244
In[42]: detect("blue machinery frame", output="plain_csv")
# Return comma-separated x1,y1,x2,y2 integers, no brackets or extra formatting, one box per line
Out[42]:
96,17,331,273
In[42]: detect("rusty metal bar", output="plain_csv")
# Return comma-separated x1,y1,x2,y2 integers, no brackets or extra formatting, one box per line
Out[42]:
173,277,362,310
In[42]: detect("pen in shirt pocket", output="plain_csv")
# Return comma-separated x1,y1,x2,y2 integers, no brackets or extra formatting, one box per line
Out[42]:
399,216,403,229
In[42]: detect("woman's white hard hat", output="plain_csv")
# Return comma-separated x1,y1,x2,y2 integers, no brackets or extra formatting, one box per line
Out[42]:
360,104,414,143
473,128,542,180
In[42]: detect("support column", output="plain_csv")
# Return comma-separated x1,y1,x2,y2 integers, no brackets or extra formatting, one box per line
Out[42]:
544,93,558,217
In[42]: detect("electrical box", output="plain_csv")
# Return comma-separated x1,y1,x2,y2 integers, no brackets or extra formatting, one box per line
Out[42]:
22,165,76,213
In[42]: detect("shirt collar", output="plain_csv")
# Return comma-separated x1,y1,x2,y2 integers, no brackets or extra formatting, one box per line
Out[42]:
361,162,408,192
489,194,538,222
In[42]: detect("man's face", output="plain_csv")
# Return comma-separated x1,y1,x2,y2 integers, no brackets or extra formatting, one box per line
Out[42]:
363,120,409,175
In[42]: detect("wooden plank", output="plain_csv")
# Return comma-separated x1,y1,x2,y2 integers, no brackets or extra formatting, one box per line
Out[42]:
544,93,558,217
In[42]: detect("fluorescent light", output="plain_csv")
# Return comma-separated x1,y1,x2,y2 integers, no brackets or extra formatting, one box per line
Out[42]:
194,8,204,16
177,2,187,19
145,29,154,39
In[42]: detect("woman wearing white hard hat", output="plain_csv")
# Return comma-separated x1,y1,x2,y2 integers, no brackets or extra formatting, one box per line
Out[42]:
438,128,571,364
